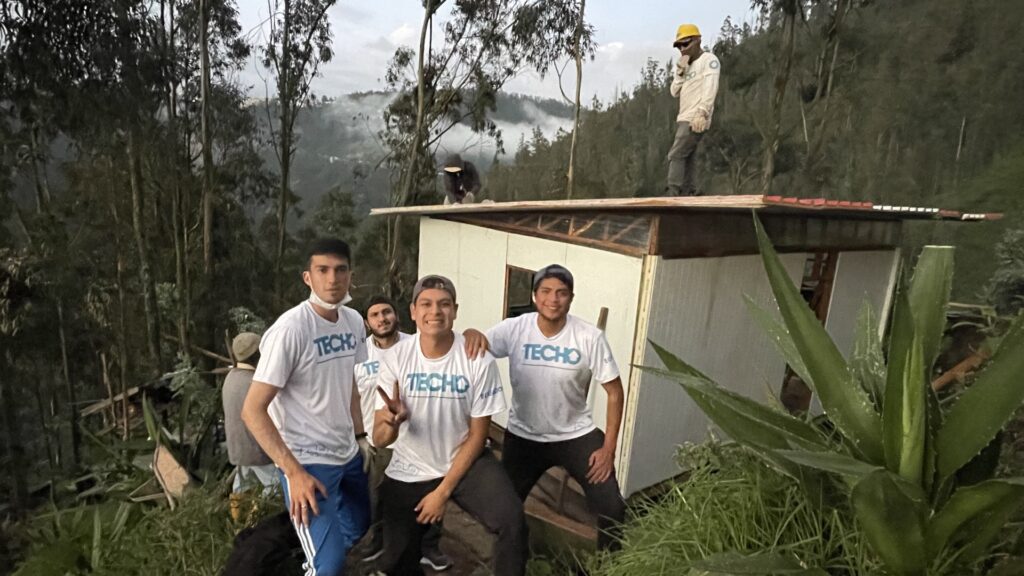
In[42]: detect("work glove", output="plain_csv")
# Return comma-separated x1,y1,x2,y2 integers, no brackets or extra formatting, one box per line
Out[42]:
690,111,710,134
675,55,690,76
357,435,372,473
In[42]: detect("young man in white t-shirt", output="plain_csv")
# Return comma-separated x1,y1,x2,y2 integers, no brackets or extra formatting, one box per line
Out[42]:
484,264,626,550
242,238,372,576
666,23,721,196
354,295,449,572
372,275,526,576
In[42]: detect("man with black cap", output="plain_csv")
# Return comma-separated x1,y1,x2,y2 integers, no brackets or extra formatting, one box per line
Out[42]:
355,295,451,572
441,153,481,205
372,275,526,576
483,264,626,550
666,23,720,196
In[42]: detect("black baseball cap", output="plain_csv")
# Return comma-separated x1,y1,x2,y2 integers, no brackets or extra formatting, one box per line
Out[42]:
532,265,574,293
412,274,457,303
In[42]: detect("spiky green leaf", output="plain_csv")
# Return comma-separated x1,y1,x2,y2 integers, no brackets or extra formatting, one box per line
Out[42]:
926,477,1024,560
642,364,826,453
754,214,883,462
907,246,954,369
773,449,881,479
744,295,812,386
937,313,1024,479
882,289,927,485
851,470,928,576
850,301,886,406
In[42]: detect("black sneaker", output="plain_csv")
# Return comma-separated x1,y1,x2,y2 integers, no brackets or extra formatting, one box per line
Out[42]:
419,549,454,571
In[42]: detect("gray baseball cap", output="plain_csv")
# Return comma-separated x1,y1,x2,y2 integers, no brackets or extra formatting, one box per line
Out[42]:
412,274,457,303
533,264,574,292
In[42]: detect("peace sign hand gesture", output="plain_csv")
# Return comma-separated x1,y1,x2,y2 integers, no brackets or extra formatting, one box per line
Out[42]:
376,381,409,428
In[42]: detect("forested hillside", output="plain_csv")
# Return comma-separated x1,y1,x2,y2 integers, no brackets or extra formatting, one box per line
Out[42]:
486,0,1024,295
2,1,1024,571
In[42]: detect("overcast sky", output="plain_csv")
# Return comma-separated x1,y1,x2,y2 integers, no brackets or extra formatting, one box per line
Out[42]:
235,0,754,102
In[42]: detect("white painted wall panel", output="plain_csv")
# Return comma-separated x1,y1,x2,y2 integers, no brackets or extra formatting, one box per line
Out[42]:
825,250,901,358
417,219,644,440
624,254,806,495
560,245,644,455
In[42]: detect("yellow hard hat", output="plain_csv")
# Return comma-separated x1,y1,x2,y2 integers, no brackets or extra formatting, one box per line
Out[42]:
674,24,701,46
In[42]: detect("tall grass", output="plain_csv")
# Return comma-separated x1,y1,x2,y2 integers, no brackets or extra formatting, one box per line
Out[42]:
10,483,284,576
592,442,879,576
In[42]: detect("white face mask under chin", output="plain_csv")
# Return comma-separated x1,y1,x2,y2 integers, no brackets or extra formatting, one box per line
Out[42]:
308,289,352,310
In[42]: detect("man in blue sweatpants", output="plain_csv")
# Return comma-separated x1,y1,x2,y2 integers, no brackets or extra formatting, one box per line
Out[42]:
243,238,372,575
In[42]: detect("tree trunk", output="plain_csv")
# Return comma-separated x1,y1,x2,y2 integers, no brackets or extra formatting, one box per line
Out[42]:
1,352,29,516
33,371,55,471
29,124,52,212
199,0,214,276
56,302,80,469
760,4,798,195
165,0,191,356
386,0,436,298
111,185,132,441
273,0,294,308
127,130,163,374
566,0,586,200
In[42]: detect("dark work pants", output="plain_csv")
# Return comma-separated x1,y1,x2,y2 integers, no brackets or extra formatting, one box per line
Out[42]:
666,121,703,196
378,450,527,576
502,429,626,550
366,445,441,555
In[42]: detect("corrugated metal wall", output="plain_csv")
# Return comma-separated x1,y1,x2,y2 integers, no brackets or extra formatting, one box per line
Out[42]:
825,250,901,358
622,254,806,495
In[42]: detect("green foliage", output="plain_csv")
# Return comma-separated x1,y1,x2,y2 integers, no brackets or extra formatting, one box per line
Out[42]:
649,214,1024,575
984,227,1024,316
11,484,284,576
591,442,878,576
227,307,267,335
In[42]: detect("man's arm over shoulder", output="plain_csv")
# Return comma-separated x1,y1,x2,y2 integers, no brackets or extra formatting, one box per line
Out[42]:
485,317,518,359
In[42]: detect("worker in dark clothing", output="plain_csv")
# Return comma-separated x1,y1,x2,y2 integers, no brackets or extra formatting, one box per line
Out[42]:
441,153,481,204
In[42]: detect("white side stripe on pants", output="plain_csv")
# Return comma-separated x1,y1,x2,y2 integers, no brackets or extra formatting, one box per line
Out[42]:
282,474,318,576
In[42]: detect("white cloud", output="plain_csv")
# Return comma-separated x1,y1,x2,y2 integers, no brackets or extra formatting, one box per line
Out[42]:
387,23,417,48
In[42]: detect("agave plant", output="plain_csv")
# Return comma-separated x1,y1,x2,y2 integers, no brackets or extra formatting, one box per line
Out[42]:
649,214,1024,575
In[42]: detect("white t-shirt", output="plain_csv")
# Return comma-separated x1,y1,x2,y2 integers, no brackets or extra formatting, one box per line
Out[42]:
253,301,368,466
355,332,412,447
375,333,506,482
487,313,620,442
670,51,721,124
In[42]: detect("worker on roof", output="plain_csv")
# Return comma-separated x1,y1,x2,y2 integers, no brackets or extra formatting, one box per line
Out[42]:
441,153,481,205
666,23,721,196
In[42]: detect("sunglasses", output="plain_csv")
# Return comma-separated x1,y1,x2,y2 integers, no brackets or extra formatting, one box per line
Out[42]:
677,39,695,48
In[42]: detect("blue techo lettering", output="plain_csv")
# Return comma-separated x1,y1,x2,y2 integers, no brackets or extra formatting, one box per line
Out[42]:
522,344,582,365
313,333,357,356
404,373,470,395
364,360,380,374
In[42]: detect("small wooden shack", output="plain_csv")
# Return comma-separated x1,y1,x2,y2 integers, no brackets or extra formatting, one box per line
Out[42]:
372,195,998,497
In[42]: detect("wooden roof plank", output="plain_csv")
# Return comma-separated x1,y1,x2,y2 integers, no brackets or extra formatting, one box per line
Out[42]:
369,195,999,222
